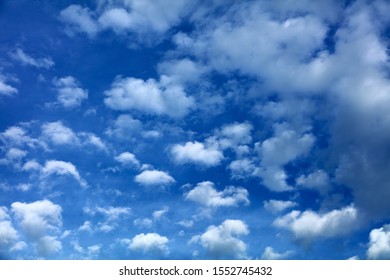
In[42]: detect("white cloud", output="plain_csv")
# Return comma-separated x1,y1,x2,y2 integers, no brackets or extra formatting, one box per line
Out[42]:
104,76,194,118
52,76,88,108
0,73,18,96
93,206,132,222
153,206,169,220
115,152,140,168
255,166,293,192
11,200,62,239
258,124,315,167
10,48,54,69
0,148,27,169
261,246,292,260
158,59,206,83
367,224,390,259
0,126,30,147
0,207,18,248
135,170,175,187
254,123,315,192
105,114,143,140
185,181,249,208
60,5,99,37
41,160,87,188
274,205,358,242
10,241,27,252
178,220,194,228
171,141,223,167
41,121,78,146
175,2,329,94
0,207,9,220
217,122,253,150
79,133,108,151
264,200,297,214
16,183,32,192
128,233,169,255
228,159,256,179
37,236,62,256
296,170,331,194
133,218,153,229
22,160,41,172
98,8,133,33
84,206,131,232
193,219,249,259
61,0,193,40
79,221,93,232
7,148,27,160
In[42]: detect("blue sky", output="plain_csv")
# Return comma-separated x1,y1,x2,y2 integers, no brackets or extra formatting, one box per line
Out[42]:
1,0,390,260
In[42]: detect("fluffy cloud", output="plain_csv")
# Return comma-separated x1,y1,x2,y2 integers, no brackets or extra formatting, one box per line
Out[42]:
261,246,292,260
60,0,193,40
257,124,314,167
171,141,223,167
367,224,390,259
0,74,17,96
0,125,41,149
228,159,256,179
263,200,297,214
11,200,62,240
0,221,19,247
128,233,169,255
0,148,27,169
41,121,78,146
115,152,140,169
185,181,249,208
192,219,249,259
296,170,331,194
0,207,18,248
79,133,107,151
217,122,253,150
52,76,88,108
37,236,62,256
254,123,315,192
60,5,99,37
41,160,87,188
274,205,358,242
135,170,175,187
9,48,54,69
105,114,143,140
104,76,194,118
174,2,329,93
153,206,169,220
158,59,206,84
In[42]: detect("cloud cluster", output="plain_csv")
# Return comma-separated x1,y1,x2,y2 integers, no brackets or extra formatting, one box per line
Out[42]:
60,0,194,40
125,232,169,256
185,181,249,208
274,205,358,243
171,141,223,167
52,76,88,109
367,224,390,259
261,246,292,260
135,170,175,187
104,76,194,118
192,219,249,259
11,200,63,256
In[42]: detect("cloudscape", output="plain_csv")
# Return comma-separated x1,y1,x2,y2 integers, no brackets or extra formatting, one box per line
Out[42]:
1,0,390,260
